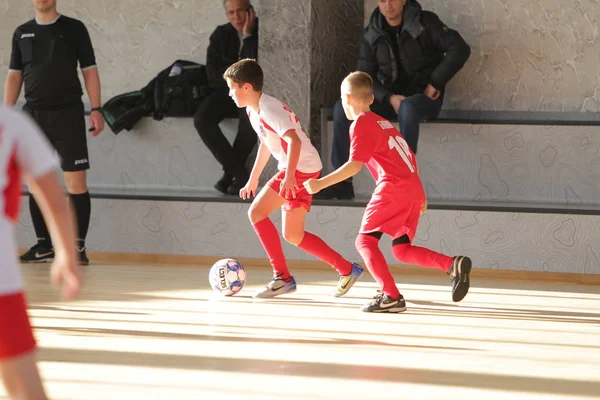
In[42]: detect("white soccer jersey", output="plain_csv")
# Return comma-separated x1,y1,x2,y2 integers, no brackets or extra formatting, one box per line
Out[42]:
247,94,322,174
0,106,58,295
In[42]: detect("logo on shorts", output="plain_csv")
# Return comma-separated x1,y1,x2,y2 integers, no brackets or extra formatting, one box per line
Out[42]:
259,125,267,137
377,120,395,130
74,158,88,165
21,33,35,39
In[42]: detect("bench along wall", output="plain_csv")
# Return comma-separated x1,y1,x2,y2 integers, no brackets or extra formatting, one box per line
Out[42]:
364,0,600,112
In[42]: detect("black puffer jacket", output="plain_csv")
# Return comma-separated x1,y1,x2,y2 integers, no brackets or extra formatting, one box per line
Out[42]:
206,19,259,88
358,1,470,104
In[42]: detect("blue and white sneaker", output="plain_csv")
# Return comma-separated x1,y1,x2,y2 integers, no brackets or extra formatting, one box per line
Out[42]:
333,263,364,297
253,276,297,299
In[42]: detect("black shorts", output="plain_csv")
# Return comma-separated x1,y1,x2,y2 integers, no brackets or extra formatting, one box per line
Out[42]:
23,102,90,171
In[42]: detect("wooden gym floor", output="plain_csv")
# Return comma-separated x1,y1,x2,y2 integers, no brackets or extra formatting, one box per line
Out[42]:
2,260,600,400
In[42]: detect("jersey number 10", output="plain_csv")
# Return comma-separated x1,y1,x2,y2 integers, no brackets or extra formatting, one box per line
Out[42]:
388,136,415,173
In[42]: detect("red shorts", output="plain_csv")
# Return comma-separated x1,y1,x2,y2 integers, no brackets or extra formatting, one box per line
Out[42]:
267,169,321,212
360,193,424,241
0,292,36,360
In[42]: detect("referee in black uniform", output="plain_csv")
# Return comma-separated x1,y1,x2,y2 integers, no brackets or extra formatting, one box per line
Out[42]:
4,0,105,265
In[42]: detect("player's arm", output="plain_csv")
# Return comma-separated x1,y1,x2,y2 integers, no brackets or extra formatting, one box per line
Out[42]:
240,140,271,200
305,121,373,195
4,30,24,106
279,129,302,198
3,72,23,106
82,68,101,108
248,140,271,183
281,129,301,175
78,22,104,135
304,160,363,195
28,172,81,299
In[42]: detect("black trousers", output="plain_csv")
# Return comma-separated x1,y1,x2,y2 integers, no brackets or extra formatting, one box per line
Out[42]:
193,88,257,179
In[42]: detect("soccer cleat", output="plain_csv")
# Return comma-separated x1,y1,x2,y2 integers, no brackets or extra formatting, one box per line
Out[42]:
449,255,472,302
333,263,364,297
361,291,407,313
253,276,297,298
20,244,55,263
77,246,89,266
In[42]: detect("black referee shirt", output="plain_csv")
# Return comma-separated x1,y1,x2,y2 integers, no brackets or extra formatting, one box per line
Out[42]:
9,15,97,110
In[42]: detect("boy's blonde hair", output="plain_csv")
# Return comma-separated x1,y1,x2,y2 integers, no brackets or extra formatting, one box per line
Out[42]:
343,72,374,102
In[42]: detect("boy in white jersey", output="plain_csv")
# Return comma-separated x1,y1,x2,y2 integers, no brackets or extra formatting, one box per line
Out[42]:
0,106,81,400
223,59,363,298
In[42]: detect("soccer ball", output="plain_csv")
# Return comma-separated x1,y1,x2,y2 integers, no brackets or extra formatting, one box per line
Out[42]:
209,258,247,296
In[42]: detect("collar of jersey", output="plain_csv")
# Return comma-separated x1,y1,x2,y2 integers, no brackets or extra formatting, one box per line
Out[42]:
35,14,61,25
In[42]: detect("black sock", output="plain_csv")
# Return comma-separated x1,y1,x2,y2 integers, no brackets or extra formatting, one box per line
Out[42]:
29,195,52,248
70,192,91,247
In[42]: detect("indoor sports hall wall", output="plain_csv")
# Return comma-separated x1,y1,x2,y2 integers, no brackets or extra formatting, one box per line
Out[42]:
0,0,264,194
364,0,600,112
15,198,600,275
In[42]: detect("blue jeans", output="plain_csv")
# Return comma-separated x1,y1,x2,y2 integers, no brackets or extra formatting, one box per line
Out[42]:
331,94,442,174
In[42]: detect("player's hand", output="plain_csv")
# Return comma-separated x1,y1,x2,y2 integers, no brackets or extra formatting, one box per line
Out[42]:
303,178,322,195
420,199,428,215
389,95,406,113
239,178,258,200
424,84,441,101
243,6,256,36
280,174,299,199
89,110,105,137
50,251,82,300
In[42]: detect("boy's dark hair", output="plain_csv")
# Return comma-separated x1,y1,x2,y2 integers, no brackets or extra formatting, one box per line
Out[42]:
223,58,264,91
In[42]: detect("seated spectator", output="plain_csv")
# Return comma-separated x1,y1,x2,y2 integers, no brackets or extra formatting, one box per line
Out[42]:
194,0,259,195
319,0,470,200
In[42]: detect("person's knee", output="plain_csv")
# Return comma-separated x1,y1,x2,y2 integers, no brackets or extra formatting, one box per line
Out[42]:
398,97,418,122
282,228,303,246
248,201,269,224
64,172,87,194
355,233,378,253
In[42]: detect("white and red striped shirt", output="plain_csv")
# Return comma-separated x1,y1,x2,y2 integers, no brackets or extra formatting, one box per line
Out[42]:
0,106,58,295
247,94,322,174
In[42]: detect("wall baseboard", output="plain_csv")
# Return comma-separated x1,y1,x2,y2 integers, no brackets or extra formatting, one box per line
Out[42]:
76,251,600,286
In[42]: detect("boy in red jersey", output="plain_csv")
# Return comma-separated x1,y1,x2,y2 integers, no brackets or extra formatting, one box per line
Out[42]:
223,59,363,298
0,106,81,399
304,72,472,313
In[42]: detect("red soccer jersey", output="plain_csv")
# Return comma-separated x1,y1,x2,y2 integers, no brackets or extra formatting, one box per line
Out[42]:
349,111,425,199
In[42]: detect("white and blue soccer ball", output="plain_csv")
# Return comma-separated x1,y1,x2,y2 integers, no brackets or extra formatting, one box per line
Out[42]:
209,258,247,296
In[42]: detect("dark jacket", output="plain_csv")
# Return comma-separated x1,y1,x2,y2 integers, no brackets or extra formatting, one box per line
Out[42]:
358,1,470,104
206,19,259,88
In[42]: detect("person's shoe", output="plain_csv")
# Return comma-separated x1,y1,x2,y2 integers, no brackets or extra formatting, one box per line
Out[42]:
253,276,297,299
360,291,407,313
77,246,89,266
227,177,246,196
449,256,472,302
333,263,364,297
315,181,355,200
20,243,54,263
214,173,233,194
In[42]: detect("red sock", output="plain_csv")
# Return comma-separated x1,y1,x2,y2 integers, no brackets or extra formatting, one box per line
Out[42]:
252,218,290,279
298,232,353,275
391,243,453,272
354,234,400,298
